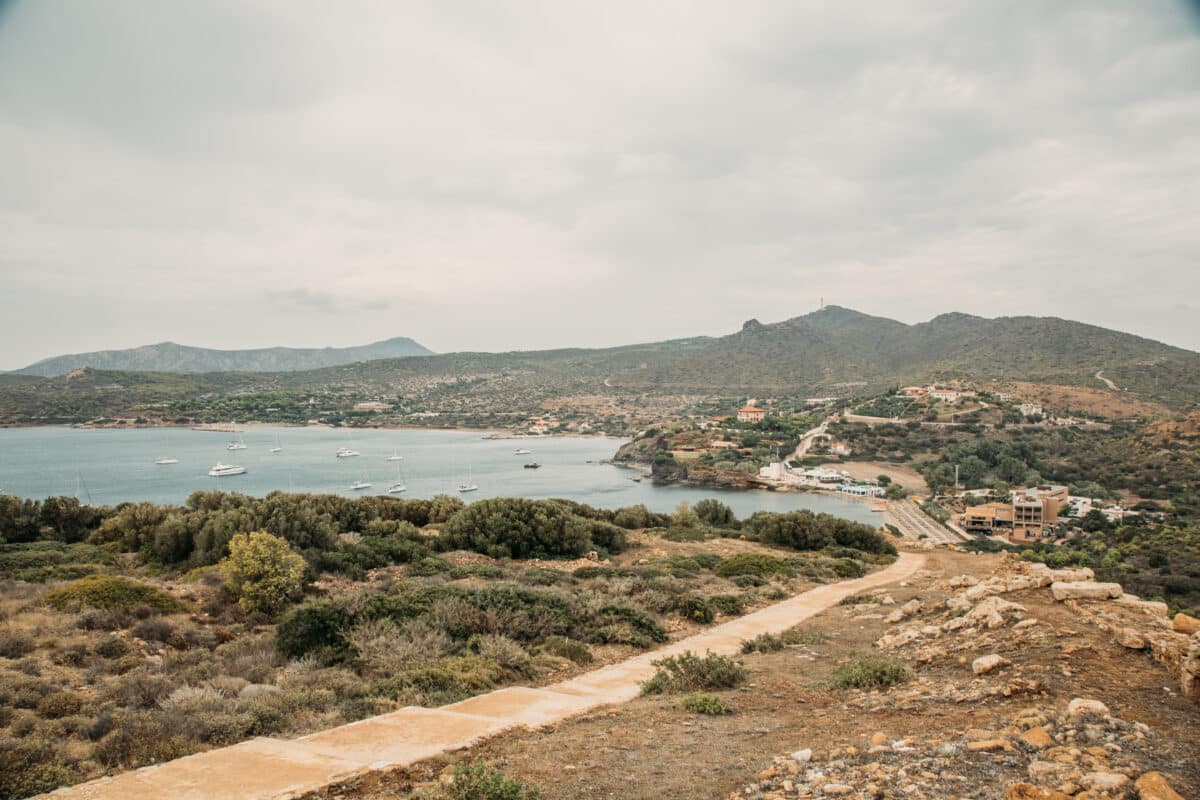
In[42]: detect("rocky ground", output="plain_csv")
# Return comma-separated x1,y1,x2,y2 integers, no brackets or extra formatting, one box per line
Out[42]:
305,550,1199,800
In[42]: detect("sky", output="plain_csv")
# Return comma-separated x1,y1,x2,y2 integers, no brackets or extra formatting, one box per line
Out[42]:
1,1,1198,369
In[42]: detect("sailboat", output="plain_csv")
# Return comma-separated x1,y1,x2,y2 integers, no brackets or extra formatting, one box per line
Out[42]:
336,446,360,458
458,464,478,493
270,433,282,454
350,467,372,491
226,431,247,451
384,449,403,461
514,448,532,455
387,463,407,494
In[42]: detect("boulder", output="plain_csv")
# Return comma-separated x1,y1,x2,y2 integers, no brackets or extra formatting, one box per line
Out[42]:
1172,613,1200,635
1048,567,1094,582
973,654,1010,675
1183,632,1200,699
1115,594,1169,617
1134,771,1186,800
1018,726,1054,750
1078,772,1130,793
1050,582,1123,601
1115,627,1148,650
1067,698,1110,720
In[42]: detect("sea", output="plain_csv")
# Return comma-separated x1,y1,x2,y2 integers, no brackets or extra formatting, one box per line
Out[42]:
0,426,879,524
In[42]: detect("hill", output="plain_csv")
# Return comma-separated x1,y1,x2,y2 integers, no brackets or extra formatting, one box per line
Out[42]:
0,307,1196,425
13,337,433,377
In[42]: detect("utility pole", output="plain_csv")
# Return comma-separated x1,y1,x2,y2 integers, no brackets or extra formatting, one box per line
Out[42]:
954,464,960,492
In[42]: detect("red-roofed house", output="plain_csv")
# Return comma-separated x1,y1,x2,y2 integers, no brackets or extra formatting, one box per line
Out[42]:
737,405,765,423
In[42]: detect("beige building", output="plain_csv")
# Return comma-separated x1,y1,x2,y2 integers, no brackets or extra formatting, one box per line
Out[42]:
352,401,392,412
737,406,765,423
961,485,1068,544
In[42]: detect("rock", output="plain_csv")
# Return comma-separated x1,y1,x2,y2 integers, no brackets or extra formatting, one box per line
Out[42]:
1015,618,1040,630
1019,726,1054,750
1050,582,1123,601
1028,761,1073,782
1048,567,1094,582
1134,771,1186,800
1183,632,1200,699
822,784,853,796
1172,613,1200,635
1004,784,1073,800
1079,771,1130,793
790,748,812,765
1115,627,1148,650
1115,594,1169,616
966,738,1012,752
869,732,888,746
1067,698,1111,720
972,653,1010,675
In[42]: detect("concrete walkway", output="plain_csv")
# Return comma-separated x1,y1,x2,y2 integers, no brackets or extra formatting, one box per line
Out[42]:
42,553,925,800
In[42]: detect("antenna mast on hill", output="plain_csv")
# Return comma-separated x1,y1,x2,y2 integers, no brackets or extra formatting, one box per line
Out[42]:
819,297,824,310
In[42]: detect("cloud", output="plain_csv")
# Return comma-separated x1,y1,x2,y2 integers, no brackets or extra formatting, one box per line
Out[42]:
0,0,1198,368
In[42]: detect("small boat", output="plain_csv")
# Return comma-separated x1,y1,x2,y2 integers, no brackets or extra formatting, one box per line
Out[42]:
523,462,541,469
384,450,403,461
226,441,246,451
387,482,407,494
631,476,642,483
270,434,282,454
458,483,479,493
336,447,360,458
154,457,178,465
514,448,532,455
350,480,372,491
208,463,246,477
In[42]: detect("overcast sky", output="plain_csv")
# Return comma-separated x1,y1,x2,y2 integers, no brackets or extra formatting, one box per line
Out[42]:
1,1,1198,368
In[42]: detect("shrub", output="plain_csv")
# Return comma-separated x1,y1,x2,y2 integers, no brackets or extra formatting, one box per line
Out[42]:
439,498,611,559
641,651,748,694
0,736,77,800
218,531,307,615
444,759,541,800
276,602,352,661
673,595,714,624
707,594,746,615
831,655,913,690
670,501,701,529
714,553,793,579
0,628,34,659
693,499,737,527
45,574,181,613
588,605,666,647
538,636,592,665
680,692,731,715
471,634,531,676
131,617,176,643
35,689,85,719
741,629,828,653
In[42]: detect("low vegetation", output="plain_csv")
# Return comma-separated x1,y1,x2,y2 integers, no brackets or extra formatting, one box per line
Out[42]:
830,654,913,690
680,692,732,715
641,651,749,694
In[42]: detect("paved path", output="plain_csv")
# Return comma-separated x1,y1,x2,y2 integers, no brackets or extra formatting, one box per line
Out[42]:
886,500,966,544
41,553,925,800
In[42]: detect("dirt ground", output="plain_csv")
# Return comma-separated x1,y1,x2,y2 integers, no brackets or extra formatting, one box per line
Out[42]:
821,460,930,494
311,548,1200,800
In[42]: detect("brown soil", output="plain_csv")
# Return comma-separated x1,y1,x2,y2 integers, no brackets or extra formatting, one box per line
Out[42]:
310,549,1200,800
821,460,930,494
995,381,1172,420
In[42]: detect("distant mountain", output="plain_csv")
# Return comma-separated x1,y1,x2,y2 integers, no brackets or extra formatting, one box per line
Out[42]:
14,337,433,377
2,308,1196,424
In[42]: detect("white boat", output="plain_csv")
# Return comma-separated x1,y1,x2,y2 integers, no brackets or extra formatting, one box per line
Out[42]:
336,447,360,458
458,483,479,493
226,438,247,451
270,434,282,453
208,463,246,477
387,463,407,493
154,457,178,465
514,448,532,455
384,450,403,461
350,480,372,491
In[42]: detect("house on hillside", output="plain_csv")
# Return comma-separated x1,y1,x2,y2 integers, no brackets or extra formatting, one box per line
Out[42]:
1020,403,1044,418
829,441,852,456
737,405,765,423
899,386,928,398
929,388,961,403
353,401,392,412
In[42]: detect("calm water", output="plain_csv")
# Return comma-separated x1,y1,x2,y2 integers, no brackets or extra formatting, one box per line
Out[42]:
0,426,878,524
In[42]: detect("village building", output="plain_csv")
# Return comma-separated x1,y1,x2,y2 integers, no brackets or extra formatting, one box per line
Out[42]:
829,441,852,456
1020,402,1044,418
352,401,392,412
899,386,927,398
962,485,1068,544
737,405,766,423
929,388,961,403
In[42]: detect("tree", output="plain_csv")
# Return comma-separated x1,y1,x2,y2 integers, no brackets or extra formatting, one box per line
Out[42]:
671,501,700,529
218,530,307,615
876,475,892,487
693,498,736,527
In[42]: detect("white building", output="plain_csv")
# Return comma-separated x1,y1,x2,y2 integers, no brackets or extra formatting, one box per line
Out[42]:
1020,403,1043,418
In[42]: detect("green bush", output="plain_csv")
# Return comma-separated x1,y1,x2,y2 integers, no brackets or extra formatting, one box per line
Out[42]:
0,736,78,800
439,498,624,560
707,594,746,615
538,636,592,664
831,655,912,690
275,602,352,661
641,651,748,694
673,595,714,624
741,629,829,653
218,530,306,615
45,574,182,613
680,692,731,715
0,629,34,659
442,759,541,800
693,499,737,527
714,553,793,578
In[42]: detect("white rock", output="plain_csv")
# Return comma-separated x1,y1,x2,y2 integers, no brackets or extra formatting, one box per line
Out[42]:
1079,771,1130,792
972,654,1009,675
791,748,812,764
1050,581,1123,601
1067,698,1110,719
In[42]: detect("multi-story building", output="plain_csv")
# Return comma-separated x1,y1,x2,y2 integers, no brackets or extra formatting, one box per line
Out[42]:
961,485,1068,544
737,405,766,423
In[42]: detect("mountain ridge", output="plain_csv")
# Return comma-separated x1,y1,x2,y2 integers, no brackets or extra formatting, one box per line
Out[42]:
13,337,434,377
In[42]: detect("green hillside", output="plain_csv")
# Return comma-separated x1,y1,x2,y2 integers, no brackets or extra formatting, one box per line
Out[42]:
1,307,1196,425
